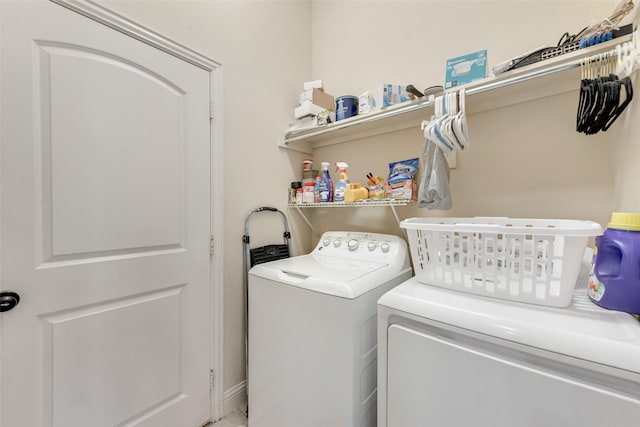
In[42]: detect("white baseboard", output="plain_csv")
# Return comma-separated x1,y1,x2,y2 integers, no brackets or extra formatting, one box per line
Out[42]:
223,380,247,417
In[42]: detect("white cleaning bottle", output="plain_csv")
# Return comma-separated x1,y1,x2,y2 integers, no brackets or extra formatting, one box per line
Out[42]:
334,162,349,202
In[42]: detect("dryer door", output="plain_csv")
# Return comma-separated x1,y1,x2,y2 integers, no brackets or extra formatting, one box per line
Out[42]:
386,324,640,427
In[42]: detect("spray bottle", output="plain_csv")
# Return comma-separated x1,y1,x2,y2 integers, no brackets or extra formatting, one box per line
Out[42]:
334,162,349,202
313,176,322,203
320,162,333,202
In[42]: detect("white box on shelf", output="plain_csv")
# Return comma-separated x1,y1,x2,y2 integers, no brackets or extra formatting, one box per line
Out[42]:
288,116,316,131
295,101,328,119
303,80,323,90
378,84,411,108
358,91,377,114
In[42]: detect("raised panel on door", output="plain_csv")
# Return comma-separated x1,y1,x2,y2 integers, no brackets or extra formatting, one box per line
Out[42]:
0,2,213,427
42,288,183,427
36,41,186,262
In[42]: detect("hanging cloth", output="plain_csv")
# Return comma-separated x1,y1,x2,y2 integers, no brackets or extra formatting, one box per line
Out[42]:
418,137,452,210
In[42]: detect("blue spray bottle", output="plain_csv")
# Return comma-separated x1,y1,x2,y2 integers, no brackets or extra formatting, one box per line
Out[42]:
320,162,333,202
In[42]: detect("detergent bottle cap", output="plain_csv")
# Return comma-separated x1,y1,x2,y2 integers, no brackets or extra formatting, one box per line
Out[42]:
608,212,640,231
321,162,330,170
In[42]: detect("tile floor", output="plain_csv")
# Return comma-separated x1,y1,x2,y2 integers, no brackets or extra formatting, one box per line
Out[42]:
211,408,248,427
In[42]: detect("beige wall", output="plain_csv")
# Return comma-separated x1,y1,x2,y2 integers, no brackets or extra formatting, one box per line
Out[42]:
101,0,640,413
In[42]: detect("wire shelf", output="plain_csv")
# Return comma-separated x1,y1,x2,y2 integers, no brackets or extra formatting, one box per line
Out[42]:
288,199,412,208
282,33,632,148
288,199,412,231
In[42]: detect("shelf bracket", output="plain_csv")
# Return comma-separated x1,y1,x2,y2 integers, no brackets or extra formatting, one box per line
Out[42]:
278,134,313,155
390,204,401,227
293,205,317,233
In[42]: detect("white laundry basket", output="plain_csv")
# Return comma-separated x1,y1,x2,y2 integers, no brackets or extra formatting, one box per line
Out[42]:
401,217,602,307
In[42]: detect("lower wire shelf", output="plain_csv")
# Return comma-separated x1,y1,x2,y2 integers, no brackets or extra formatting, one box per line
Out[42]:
288,199,413,232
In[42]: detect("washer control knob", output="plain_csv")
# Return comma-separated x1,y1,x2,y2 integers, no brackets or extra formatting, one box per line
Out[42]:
380,242,391,253
367,242,377,251
347,239,359,251
323,238,331,247
333,239,342,248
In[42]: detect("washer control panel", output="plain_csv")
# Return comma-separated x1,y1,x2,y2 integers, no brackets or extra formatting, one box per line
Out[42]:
314,231,407,264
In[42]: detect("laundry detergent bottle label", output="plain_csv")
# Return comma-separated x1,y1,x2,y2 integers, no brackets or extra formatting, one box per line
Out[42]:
590,212,640,314
588,244,605,301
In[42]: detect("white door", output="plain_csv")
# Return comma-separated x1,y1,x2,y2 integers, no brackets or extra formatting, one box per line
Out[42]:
0,1,212,426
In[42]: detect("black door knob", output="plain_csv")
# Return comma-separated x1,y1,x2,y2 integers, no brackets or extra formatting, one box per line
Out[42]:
0,291,20,312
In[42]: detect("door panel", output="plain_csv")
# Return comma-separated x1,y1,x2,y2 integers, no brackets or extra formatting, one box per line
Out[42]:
43,287,182,427
37,41,185,261
0,1,212,426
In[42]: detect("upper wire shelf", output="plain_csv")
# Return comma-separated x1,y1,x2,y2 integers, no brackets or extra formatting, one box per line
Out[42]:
281,34,632,150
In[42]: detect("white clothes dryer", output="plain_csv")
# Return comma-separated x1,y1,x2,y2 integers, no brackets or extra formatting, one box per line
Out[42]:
377,277,640,427
248,231,412,427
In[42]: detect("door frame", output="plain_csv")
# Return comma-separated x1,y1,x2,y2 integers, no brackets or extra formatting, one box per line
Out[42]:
48,0,225,420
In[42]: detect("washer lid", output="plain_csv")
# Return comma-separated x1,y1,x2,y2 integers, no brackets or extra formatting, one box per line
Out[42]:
378,277,640,374
273,254,387,281
249,254,406,299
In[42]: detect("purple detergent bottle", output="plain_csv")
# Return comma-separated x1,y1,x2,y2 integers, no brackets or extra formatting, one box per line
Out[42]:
589,212,640,314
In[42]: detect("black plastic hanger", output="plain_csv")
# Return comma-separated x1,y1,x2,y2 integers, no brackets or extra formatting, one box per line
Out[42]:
586,76,619,134
602,76,633,131
576,78,593,132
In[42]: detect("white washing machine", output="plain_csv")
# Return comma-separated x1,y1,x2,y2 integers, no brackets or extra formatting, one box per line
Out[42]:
248,231,412,427
377,277,640,427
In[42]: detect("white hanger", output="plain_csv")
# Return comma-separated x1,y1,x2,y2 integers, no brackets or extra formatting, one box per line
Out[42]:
422,90,471,153
442,91,464,151
614,44,623,76
439,93,462,152
425,95,454,153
